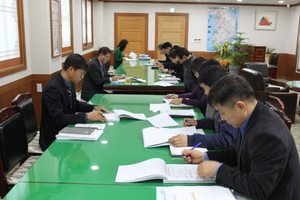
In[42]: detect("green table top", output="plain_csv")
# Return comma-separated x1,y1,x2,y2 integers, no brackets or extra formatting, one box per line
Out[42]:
286,80,300,89
3,183,156,200
20,94,212,186
105,60,184,87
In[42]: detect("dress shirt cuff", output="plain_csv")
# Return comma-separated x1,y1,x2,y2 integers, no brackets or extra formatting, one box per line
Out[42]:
109,77,112,82
86,113,88,121
204,152,209,160
215,163,223,175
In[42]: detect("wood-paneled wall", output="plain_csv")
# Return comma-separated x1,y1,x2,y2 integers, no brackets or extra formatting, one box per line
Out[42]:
277,53,297,80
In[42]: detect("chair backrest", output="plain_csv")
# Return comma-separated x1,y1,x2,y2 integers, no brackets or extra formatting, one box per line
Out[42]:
241,68,265,92
267,95,285,111
0,106,28,172
11,92,38,142
265,101,292,130
269,53,279,66
243,62,269,84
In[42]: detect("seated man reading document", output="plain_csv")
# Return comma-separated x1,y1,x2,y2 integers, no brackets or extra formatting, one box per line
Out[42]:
40,54,110,151
181,75,300,200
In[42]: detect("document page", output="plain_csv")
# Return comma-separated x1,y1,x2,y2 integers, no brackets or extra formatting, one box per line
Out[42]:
153,81,174,87
150,103,171,111
163,99,193,107
75,123,106,130
146,113,179,127
160,109,195,117
164,164,215,183
156,186,235,200
169,145,208,157
129,51,137,59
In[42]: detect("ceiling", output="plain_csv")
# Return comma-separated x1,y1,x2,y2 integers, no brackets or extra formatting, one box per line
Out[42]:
102,0,300,6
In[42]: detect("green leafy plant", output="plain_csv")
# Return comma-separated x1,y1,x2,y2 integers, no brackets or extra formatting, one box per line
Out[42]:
228,32,251,66
266,47,276,55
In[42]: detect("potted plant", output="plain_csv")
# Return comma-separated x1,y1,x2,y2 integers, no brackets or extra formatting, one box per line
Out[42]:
227,32,251,75
214,41,231,73
265,47,276,63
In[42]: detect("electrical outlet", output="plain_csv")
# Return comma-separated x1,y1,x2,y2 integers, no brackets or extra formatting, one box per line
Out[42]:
37,83,42,92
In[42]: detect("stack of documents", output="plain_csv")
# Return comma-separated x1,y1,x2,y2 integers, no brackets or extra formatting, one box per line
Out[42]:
156,186,235,200
103,109,147,121
153,81,174,87
159,77,180,81
115,158,215,183
56,126,103,141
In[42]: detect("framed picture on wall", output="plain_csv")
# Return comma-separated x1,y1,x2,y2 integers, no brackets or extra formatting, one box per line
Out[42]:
295,16,300,74
50,0,61,58
255,10,277,31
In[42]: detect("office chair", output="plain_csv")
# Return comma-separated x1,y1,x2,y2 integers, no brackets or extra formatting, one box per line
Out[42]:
241,68,298,122
265,100,292,130
11,92,43,155
0,106,39,197
243,62,288,92
269,53,279,66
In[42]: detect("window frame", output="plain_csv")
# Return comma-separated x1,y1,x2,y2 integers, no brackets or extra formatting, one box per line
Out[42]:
0,0,27,78
82,0,93,50
61,0,74,57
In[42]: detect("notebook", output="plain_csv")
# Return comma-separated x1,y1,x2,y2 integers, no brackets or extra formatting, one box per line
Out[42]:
115,158,215,183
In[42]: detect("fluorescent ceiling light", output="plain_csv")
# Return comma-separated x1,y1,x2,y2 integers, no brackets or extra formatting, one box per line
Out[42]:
278,1,284,3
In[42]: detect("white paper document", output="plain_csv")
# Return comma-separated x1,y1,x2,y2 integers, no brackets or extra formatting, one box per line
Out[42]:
142,126,197,148
128,77,147,82
150,103,171,111
156,186,235,200
128,51,137,59
160,109,195,117
169,145,208,157
103,110,147,121
74,123,106,130
153,81,174,87
157,74,173,77
159,77,181,81
125,58,137,62
115,158,215,183
146,113,179,127
163,98,193,107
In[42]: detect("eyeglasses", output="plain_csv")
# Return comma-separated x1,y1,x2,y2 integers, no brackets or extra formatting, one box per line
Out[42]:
79,71,86,77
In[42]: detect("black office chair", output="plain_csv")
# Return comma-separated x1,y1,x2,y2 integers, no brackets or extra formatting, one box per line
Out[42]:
269,53,279,66
241,68,298,122
11,92,43,155
0,106,39,197
243,62,288,92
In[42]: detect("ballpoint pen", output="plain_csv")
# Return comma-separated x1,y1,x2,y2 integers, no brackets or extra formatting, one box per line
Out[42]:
179,142,202,158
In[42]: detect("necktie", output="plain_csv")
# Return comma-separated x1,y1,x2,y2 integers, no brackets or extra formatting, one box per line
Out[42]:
67,86,73,109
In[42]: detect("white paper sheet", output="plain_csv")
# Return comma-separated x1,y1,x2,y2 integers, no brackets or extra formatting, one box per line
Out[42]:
146,113,179,127
150,103,171,111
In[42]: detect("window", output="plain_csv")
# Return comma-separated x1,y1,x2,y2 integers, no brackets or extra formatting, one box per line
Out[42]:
82,0,93,50
61,0,73,57
0,0,26,77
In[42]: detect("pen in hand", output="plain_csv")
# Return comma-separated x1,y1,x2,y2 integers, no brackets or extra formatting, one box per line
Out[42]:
179,142,202,158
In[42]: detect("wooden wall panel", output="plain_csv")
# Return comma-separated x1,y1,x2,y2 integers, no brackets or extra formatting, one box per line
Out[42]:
277,54,296,80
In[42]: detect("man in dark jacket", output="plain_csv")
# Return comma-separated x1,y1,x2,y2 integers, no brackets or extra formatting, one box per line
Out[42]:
40,53,110,151
182,75,300,200
81,47,126,101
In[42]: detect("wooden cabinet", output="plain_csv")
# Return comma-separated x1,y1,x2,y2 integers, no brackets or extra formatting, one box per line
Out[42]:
249,46,266,62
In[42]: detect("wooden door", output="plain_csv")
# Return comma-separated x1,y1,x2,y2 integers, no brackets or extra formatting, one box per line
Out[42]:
114,13,148,57
155,13,189,59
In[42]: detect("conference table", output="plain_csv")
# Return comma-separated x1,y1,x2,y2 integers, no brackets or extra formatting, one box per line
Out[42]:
103,60,185,94
3,94,214,199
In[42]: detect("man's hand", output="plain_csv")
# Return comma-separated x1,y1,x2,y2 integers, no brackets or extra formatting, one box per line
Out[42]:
94,106,111,113
118,75,127,79
198,161,221,178
169,134,188,147
111,76,119,81
87,111,106,122
165,94,178,99
181,149,205,164
183,118,197,127
170,98,183,105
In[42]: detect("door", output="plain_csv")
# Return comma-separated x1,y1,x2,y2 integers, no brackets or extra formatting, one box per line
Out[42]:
115,13,148,57
155,13,189,59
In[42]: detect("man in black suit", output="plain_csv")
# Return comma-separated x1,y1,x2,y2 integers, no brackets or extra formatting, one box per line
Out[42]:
182,75,300,200
40,53,110,151
81,47,126,101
